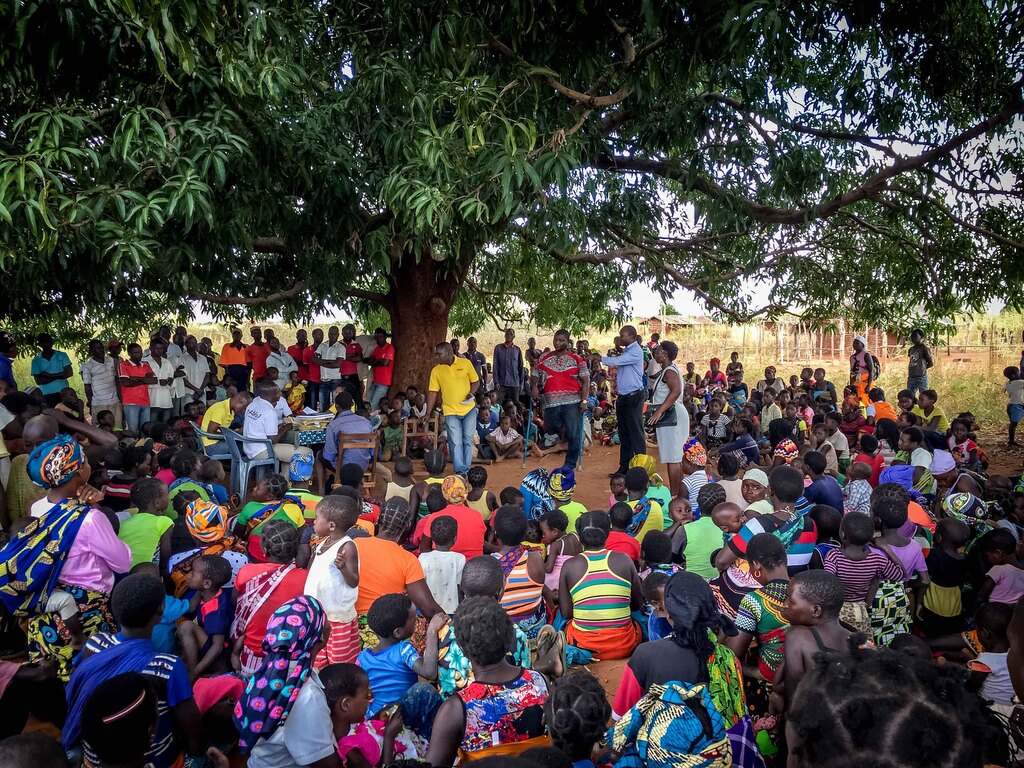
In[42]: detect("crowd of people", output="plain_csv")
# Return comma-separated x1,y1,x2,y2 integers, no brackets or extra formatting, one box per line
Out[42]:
0,321,1022,768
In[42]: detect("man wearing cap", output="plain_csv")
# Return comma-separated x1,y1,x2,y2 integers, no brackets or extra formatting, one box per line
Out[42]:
364,328,395,411
81,339,122,429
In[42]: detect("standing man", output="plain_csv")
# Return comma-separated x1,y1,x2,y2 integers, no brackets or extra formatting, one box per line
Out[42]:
265,336,297,390
525,337,542,371
30,333,73,407
0,332,18,390
81,339,121,428
220,329,249,392
464,337,486,378
305,328,324,410
493,329,525,406
312,326,344,412
339,324,364,408
246,327,270,384
532,329,589,469
364,328,395,411
176,335,211,409
450,338,461,357
907,329,934,394
603,325,646,474
287,329,310,387
146,337,180,423
425,342,480,475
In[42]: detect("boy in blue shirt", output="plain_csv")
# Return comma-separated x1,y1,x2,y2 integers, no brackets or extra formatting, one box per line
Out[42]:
177,554,233,680
357,594,447,718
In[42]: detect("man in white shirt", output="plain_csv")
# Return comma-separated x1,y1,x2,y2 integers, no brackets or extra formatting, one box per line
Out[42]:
147,338,180,423
311,326,344,412
265,336,298,390
81,339,122,428
243,379,313,464
174,335,211,413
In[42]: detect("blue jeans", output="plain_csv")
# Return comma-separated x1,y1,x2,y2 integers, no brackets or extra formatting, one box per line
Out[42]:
544,401,583,468
445,407,478,474
367,382,389,411
124,405,150,434
320,379,341,411
205,440,231,459
907,374,928,395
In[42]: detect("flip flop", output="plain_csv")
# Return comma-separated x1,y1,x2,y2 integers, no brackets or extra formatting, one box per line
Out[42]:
553,630,567,677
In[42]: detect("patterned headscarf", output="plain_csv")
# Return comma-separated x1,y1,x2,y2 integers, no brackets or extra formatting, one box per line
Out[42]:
709,358,721,367
520,468,554,520
377,497,414,538
773,439,799,464
441,475,468,505
288,453,314,482
27,435,84,489
548,466,576,502
233,595,325,753
942,492,989,527
629,454,665,487
185,499,228,544
683,438,707,468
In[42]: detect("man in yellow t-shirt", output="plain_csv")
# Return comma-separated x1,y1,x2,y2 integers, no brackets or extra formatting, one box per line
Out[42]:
200,391,253,457
425,342,480,474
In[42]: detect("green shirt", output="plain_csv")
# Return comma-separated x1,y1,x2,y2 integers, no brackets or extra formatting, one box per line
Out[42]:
236,499,305,534
646,486,673,527
682,516,723,579
558,501,588,533
118,512,174,568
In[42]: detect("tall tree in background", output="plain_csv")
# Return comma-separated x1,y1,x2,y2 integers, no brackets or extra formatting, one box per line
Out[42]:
1,1,1022,386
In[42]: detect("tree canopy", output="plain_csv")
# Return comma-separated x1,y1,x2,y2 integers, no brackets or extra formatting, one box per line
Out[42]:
2,0,1023,381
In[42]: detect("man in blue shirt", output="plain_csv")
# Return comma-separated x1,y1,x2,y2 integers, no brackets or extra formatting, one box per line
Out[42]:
323,390,374,471
0,332,17,391
30,332,73,407
463,336,487,377
602,325,647,474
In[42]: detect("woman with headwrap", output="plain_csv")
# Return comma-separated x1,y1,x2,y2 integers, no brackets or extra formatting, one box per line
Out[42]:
231,519,308,677
547,465,586,532
353,498,442,648
611,571,763,768
234,596,342,768
0,435,132,680
414,475,486,559
647,341,688,499
167,499,248,598
520,467,554,520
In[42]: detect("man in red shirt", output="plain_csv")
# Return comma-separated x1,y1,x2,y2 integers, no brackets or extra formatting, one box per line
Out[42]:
303,328,323,410
287,329,310,383
246,326,271,383
364,327,395,411
339,323,364,408
532,329,590,469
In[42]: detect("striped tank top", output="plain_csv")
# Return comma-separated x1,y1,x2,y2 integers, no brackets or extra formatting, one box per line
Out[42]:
498,550,544,617
569,550,632,633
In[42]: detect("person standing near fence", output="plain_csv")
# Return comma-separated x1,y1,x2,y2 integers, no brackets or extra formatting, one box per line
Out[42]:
603,325,646,475
907,329,933,395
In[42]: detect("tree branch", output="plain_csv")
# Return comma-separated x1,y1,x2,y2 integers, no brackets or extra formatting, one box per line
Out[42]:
190,281,310,306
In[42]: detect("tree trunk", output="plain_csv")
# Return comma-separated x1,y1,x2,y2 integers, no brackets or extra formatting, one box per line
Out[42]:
386,253,463,392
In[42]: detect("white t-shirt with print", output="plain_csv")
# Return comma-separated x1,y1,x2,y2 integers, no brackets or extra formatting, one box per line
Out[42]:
243,397,282,458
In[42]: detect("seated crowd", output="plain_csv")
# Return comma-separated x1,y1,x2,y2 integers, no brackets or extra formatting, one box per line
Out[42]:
0,326,1022,768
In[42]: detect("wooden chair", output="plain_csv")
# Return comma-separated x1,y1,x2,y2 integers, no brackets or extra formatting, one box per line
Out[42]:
315,432,379,495
401,415,441,455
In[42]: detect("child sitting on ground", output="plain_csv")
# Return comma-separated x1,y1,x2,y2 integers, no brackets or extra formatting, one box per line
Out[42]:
323,663,425,766
965,602,1016,716
385,456,415,502
117,477,172,569
803,451,844,510
842,461,874,516
808,503,842,570
852,433,885,486
606,502,641,564
465,465,498,522
948,418,979,471
542,670,611,767
409,450,446,519
977,529,1024,606
487,414,530,463
823,512,904,634
640,571,672,641
357,594,446,719
638,531,680,581
379,411,404,462
176,554,234,680
201,458,229,505
810,424,839,477
418,516,466,614
499,486,525,509
539,509,581,609
920,518,971,637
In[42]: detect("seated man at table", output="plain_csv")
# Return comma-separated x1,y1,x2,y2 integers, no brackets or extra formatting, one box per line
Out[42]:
321,391,393,490
243,379,313,464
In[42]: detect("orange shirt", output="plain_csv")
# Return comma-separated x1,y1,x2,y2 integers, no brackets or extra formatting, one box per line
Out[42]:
220,343,248,367
908,501,936,533
871,400,898,423
353,537,425,613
